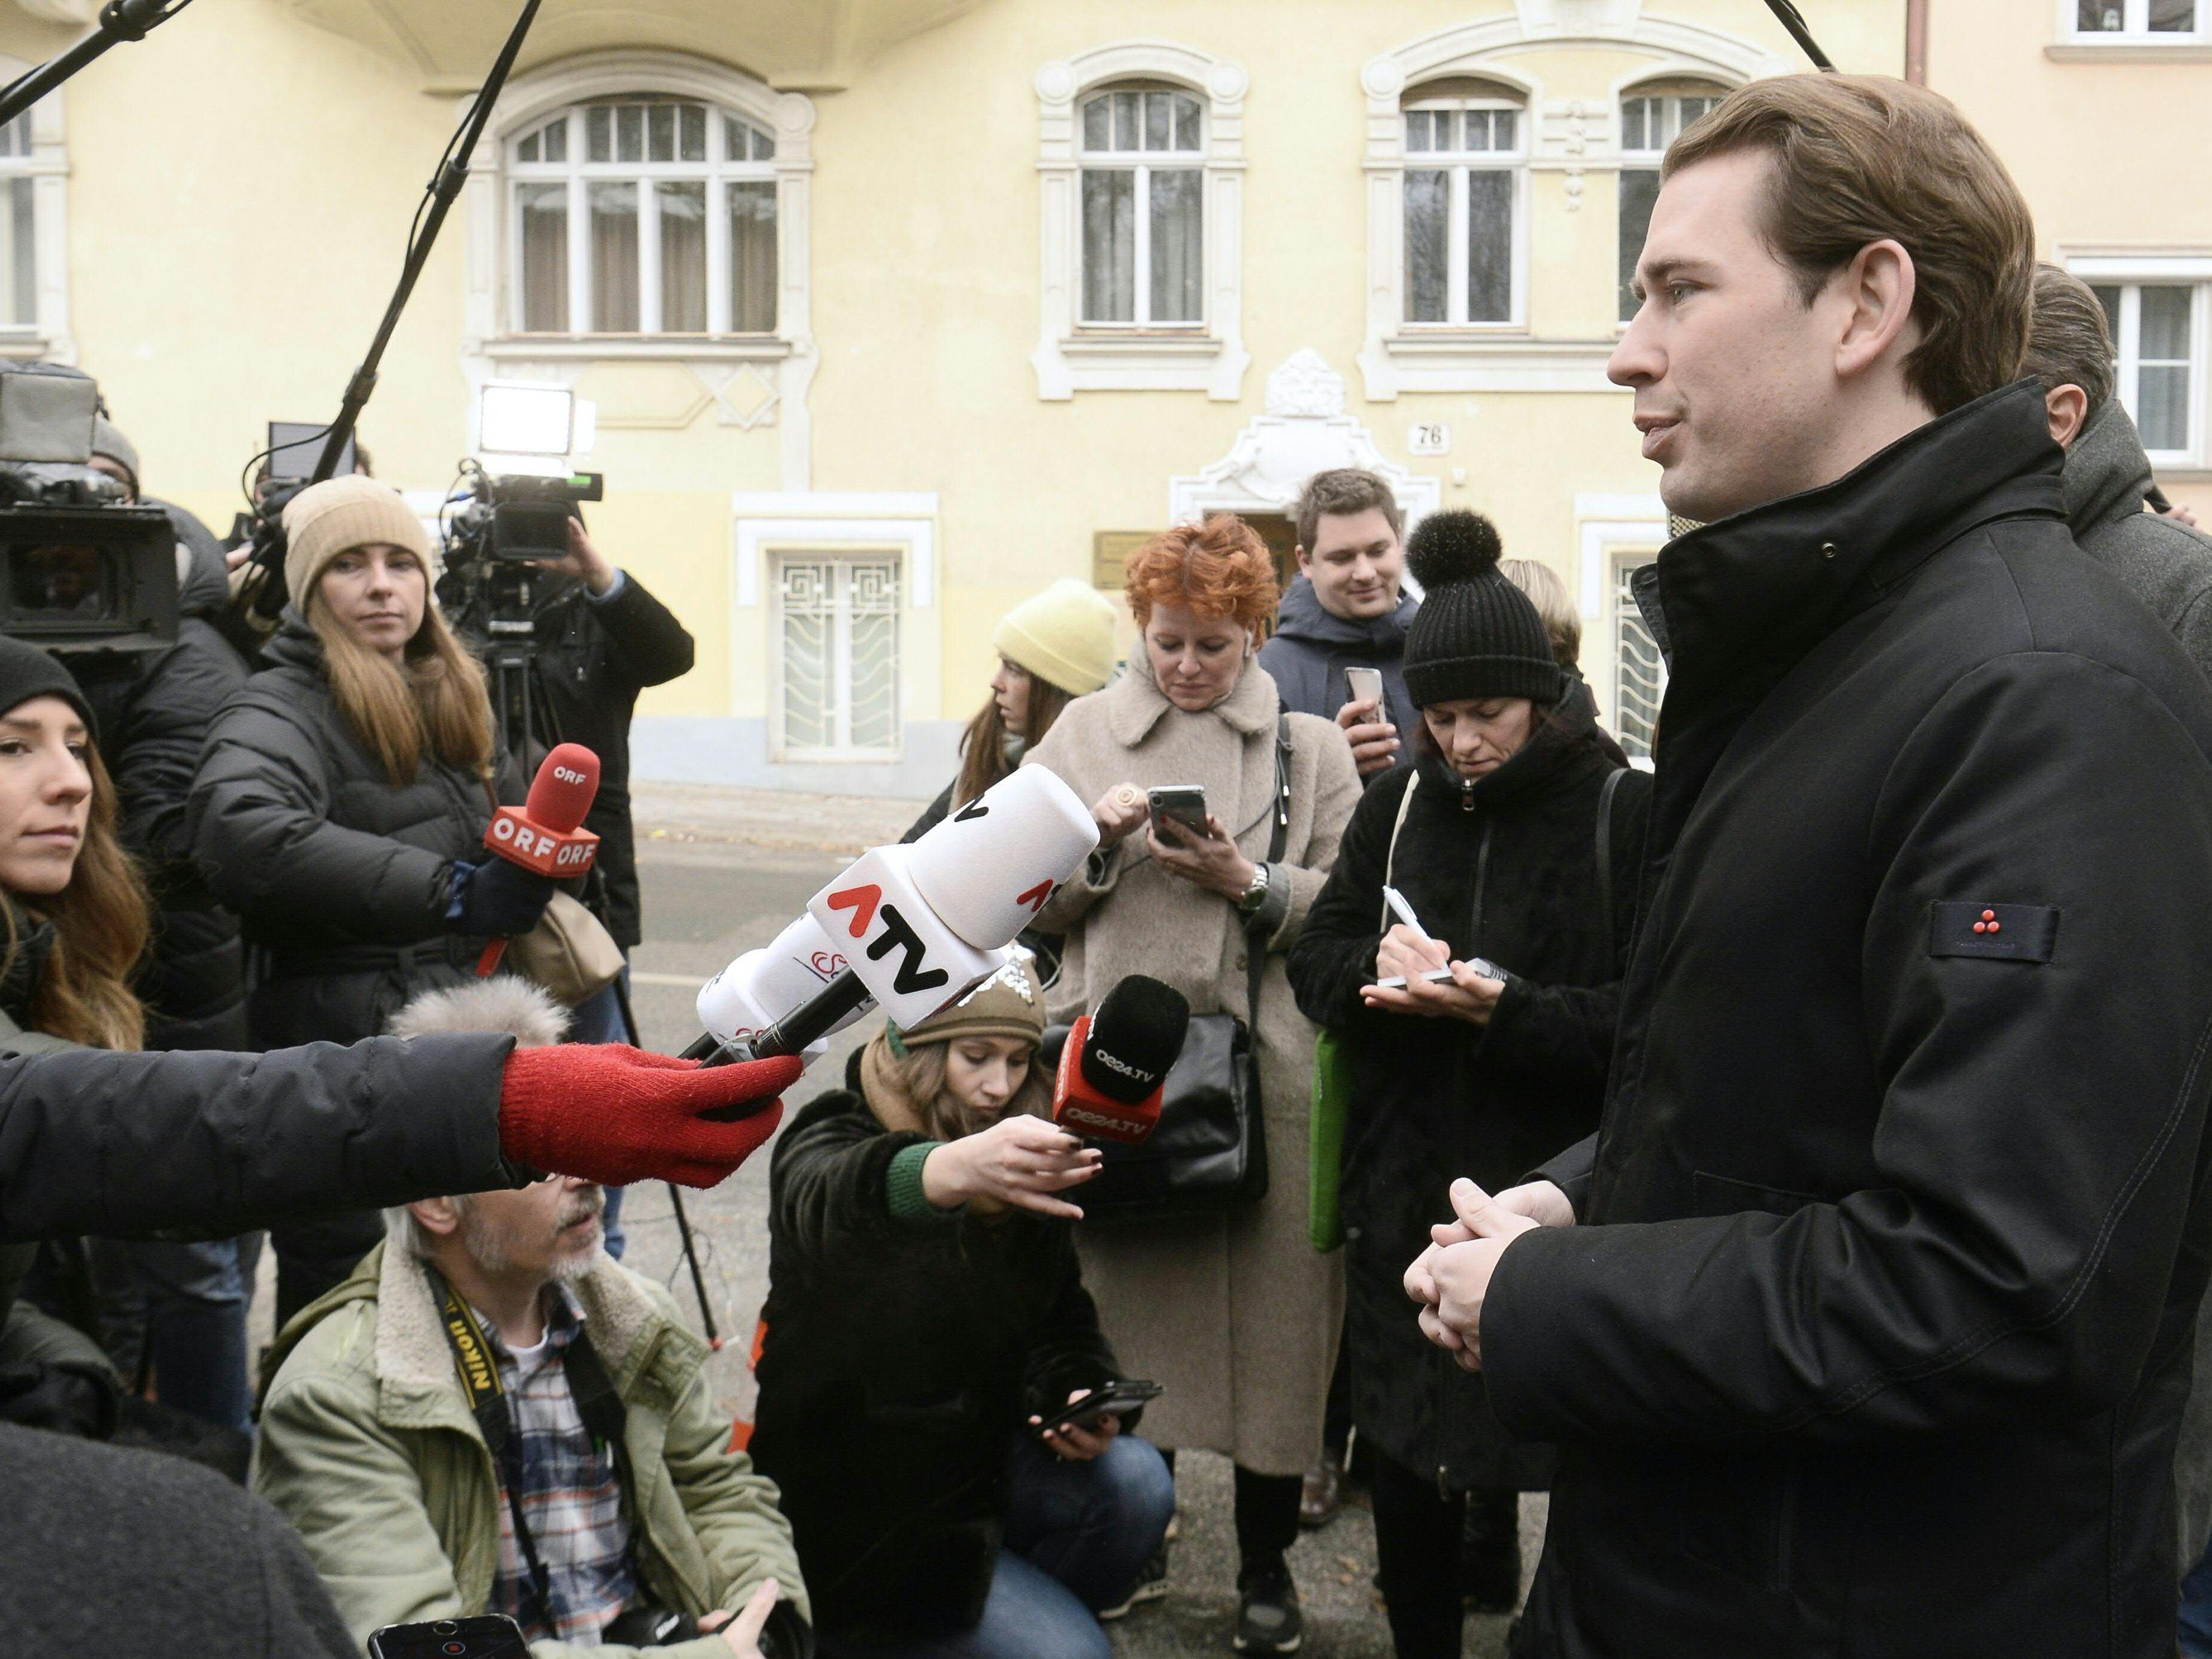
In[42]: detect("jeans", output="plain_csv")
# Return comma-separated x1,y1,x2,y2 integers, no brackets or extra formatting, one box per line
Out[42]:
568,968,631,1258
90,1237,255,1434
2182,1536,2212,1657
820,1433,1174,1659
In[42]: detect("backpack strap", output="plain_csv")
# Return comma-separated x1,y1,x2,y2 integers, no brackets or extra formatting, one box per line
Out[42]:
1596,766,1627,968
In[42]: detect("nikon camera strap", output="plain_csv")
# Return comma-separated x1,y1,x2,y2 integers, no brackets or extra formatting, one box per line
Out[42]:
424,1266,636,1636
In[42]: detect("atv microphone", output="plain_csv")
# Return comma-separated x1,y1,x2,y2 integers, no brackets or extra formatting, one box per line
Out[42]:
682,764,1099,1068
1053,976,1190,1144
476,742,601,976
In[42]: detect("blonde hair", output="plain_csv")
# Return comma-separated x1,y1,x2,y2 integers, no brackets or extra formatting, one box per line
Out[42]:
1499,558,1581,670
307,582,495,786
1,741,149,1051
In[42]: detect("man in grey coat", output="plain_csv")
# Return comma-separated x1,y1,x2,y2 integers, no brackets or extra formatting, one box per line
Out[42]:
2024,263,2212,1642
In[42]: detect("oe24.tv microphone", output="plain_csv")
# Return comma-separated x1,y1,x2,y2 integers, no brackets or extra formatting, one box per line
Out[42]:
684,763,1100,1073
476,742,601,977
1052,976,1190,1144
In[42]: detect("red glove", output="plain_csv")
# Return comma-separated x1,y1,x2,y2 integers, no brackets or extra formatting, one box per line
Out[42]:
499,1044,805,1188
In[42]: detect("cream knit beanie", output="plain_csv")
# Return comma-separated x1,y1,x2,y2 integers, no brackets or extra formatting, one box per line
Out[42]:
992,578,1117,697
282,476,433,610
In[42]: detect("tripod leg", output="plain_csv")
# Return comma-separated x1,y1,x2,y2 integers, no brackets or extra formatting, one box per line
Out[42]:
611,970,722,1349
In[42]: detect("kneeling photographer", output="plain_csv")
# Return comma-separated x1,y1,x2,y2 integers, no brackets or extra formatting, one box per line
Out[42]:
748,960,1173,1659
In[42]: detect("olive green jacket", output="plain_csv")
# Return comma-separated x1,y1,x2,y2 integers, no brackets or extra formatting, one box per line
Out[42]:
252,1239,808,1658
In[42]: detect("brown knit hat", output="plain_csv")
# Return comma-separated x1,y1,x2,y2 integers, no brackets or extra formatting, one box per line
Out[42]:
891,952,1046,1051
282,476,433,611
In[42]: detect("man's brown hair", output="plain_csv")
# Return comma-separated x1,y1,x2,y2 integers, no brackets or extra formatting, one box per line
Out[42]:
1295,468,1403,555
1662,74,2035,417
2023,262,2116,414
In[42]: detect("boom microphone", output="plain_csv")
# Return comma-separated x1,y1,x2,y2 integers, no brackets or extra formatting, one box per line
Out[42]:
476,743,601,976
1053,976,1190,1145
683,764,1101,1070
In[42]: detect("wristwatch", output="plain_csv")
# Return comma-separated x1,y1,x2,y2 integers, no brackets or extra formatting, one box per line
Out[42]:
1236,862,1271,916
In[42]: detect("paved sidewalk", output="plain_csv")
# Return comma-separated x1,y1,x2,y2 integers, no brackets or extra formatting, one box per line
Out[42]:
633,780,933,858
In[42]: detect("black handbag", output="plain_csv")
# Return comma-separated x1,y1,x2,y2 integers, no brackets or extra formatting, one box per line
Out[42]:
1048,717,1291,1220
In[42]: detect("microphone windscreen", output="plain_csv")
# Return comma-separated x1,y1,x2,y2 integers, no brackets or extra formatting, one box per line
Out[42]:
525,743,601,833
1079,976,1190,1104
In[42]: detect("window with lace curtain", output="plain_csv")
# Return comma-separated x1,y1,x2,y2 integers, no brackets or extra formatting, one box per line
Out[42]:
1617,82,1729,324
1077,84,1205,328
0,110,39,330
1401,80,1527,328
508,96,778,336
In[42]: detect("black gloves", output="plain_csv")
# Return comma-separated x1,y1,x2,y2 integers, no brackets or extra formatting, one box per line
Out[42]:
451,858,557,938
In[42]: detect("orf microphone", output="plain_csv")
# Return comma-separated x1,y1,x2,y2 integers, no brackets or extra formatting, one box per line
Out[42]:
1053,976,1189,1144
477,743,601,976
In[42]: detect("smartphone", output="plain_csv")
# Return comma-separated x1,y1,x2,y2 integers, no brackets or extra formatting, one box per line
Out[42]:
1035,1379,1165,1440
1375,956,1507,990
1345,665,1385,716
369,1616,530,1658
1146,785,1208,841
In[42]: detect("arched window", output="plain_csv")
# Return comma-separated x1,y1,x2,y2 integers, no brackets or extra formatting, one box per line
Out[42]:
1400,78,1526,327
508,95,779,337
1617,80,1729,322
1077,83,1205,327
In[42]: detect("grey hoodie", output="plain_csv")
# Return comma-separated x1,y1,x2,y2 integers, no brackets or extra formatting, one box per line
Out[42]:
1256,574,1418,780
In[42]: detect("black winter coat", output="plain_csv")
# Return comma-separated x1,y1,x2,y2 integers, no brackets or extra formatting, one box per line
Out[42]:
1256,576,1417,782
70,525,250,1051
749,1057,1120,1642
1288,704,1648,1491
187,616,523,1050
1484,384,2212,1659
464,571,694,950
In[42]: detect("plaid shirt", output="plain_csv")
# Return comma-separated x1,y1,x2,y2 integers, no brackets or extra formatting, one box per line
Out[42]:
482,1285,640,1644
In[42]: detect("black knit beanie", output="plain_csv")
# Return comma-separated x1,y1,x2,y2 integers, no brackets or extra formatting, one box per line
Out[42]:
0,635,93,729
1401,511,1570,708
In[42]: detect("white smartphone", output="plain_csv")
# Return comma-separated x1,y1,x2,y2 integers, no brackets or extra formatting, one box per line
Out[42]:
1375,956,1507,989
1345,666,1385,714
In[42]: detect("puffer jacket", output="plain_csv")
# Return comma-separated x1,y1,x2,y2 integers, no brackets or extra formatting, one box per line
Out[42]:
1256,575,1417,779
70,524,251,1051
1288,699,1649,1491
749,1054,1119,1642
255,1242,809,1658
187,614,523,1049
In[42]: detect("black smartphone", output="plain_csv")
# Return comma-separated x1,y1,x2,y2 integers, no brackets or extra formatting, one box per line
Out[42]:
1035,1379,1164,1439
368,1616,530,1658
1146,785,1208,841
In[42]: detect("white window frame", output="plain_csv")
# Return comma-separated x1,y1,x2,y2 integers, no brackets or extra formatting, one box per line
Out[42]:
1357,14,1785,399
1074,85,1207,330
2058,0,2210,42
1614,83,1729,327
1398,93,1529,332
1032,42,1249,401
505,99,780,338
0,74,71,363
2069,254,2212,468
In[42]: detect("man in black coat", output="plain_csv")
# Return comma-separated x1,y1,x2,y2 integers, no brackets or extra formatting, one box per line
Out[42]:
1407,76,2212,1659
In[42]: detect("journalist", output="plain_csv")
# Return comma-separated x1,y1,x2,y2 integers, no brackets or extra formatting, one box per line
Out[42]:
1405,76,2212,1658
255,979,810,1658
1287,511,1651,1654
188,476,551,1322
1025,517,1361,1654
1257,468,1417,785
65,413,263,1433
748,958,1171,1659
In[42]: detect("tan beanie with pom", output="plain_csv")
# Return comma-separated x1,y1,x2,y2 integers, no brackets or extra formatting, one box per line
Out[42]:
282,476,433,613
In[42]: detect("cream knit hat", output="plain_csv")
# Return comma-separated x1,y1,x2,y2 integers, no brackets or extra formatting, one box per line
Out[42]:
992,579,1117,697
282,476,433,610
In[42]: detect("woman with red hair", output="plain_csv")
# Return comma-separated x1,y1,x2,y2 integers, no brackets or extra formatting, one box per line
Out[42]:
1025,515,1360,1654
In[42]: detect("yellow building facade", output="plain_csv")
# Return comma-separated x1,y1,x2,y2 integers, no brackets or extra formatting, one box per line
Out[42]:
2,0,1930,792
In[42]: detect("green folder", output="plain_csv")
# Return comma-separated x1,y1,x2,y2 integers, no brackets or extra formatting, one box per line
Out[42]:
1310,1027,1354,1252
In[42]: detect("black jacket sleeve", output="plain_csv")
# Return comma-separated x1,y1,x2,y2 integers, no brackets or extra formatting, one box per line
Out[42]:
1485,653,2212,1447
0,1034,519,1241
767,1093,935,1265
1286,770,1407,1032
188,687,456,944
114,621,248,873
588,573,696,690
1476,768,1652,1092
1021,1230,1122,1425
901,779,956,846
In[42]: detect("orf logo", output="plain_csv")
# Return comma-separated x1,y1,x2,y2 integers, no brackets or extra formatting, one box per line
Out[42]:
554,764,588,786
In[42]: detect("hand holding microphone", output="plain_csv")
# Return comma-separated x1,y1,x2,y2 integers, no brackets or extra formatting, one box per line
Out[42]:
498,1044,804,1188
465,743,603,974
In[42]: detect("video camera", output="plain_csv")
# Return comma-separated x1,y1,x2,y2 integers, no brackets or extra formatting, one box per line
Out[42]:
0,364,177,657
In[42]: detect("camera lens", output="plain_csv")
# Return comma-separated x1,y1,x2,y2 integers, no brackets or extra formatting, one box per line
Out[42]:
432,1623,459,1635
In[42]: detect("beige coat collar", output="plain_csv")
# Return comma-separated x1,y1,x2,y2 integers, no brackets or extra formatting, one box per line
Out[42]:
1106,649,1279,749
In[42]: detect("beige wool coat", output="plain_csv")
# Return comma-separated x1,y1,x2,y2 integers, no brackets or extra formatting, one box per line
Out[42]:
1025,652,1360,1474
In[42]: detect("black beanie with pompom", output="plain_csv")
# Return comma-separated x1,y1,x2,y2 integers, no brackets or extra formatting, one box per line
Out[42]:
1401,511,1569,709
